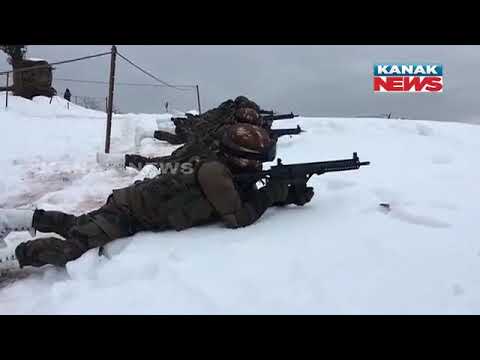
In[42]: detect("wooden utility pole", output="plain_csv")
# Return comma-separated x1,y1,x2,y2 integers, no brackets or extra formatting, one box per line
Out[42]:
5,72,9,109
105,45,117,153
196,84,202,114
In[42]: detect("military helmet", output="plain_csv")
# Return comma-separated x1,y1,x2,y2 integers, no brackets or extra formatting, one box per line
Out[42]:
220,123,276,170
234,96,261,112
234,96,250,104
235,107,261,126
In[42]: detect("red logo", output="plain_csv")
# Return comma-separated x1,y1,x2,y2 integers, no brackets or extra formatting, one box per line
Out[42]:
374,76,443,93
373,64,443,93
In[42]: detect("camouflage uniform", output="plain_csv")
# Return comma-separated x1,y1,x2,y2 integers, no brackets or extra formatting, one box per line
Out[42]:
128,97,263,170
153,99,238,145
15,160,289,268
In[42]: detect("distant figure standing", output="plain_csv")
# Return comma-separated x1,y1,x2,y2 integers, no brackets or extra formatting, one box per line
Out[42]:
165,101,169,113
64,88,72,102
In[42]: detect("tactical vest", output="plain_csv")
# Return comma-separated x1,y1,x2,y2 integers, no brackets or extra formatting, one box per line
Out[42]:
112,161,217,232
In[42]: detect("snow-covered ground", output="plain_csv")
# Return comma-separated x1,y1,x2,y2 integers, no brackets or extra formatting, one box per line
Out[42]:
0,94,479,314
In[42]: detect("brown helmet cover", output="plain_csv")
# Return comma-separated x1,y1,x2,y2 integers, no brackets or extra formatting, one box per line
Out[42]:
221,123,276,170
235,108,262,126
234,96,261,112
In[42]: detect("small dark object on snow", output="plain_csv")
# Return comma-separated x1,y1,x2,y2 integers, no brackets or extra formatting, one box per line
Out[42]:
379,203,391,211
98,246,111,259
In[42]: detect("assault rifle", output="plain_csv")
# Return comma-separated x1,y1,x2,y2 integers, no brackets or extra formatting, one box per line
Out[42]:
234,153,370,189
269,125,304,138
262,112,299,128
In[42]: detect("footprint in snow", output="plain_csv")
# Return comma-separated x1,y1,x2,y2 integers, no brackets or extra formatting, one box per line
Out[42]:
11,159,25,166
326,179,357,191
416,123,435,136
429,200,457,211
379,203,451,229
431,154,453,165
372,187,407,205
327,120,345,132
168,250,183,263
452,284,465,296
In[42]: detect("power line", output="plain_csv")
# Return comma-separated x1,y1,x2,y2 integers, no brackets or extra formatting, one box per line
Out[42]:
1,49,198,92
54,77,196,89
116,51,193,91
1,48,201,113
0,51,112,75
55,78,109,85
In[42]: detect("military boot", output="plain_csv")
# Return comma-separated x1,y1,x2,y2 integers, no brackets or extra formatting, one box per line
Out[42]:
32,210,76,238
0,209,36,248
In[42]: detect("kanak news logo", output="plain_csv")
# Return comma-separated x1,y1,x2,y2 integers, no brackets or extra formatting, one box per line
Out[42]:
373,63,443,93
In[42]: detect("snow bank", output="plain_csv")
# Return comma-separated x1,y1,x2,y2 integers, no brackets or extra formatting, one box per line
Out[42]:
1,94,480,314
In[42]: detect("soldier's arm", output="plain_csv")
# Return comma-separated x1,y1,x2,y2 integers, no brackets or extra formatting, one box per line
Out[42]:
197,161,276,228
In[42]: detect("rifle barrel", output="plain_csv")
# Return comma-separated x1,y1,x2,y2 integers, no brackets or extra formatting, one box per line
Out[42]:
263,112,298,122
260,110,275,115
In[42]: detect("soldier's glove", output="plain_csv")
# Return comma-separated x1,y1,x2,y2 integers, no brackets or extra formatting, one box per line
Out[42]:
264,180,289,206
286,184,314,206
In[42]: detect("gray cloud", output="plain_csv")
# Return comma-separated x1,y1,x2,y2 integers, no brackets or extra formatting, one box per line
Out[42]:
1,45,478,123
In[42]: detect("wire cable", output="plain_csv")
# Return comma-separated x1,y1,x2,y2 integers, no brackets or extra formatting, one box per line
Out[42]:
54,77,196,89
0,51,112,75
116,51,193,91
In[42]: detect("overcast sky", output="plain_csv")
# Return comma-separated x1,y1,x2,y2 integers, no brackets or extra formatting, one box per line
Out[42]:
1,45,478,123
